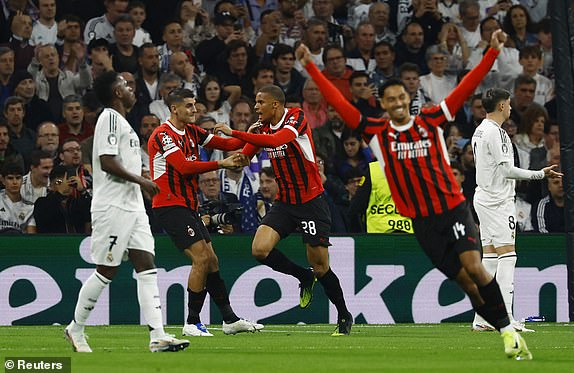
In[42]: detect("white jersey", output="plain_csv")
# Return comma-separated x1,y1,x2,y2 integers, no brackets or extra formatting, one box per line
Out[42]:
472,118,515,205
84,15,115,43
0,190,35,233
30,21,57,46
20,172,47,203
91,108,144,212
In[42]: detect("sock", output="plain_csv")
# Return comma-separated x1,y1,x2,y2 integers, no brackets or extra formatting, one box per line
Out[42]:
74,271,110,327
206,271,239,323
497,252,517,321
136,269,165,339
259,248,310,283
476,278,510,331
318,268,350,318
473,253,498,325
187,288,207,325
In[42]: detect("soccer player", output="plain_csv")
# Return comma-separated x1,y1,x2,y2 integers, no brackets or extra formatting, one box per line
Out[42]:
65,71,189,353
148,88,263,337
470,88,562,332
213,85,353,336
296,30,533,359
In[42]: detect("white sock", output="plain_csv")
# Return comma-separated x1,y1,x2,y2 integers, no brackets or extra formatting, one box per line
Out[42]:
497,252,517,321
74,271,111,327
136,269,165,339
473,253,498,325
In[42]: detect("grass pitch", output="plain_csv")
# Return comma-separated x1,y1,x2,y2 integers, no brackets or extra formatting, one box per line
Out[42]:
1,323,573,372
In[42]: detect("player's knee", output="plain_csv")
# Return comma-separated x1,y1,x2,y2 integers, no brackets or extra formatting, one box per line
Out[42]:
465,261,487,280
252,241,271,261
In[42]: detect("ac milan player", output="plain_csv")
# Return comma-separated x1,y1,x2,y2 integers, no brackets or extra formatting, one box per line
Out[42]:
296,30,532,359
148,88,263,337
214,85,352,336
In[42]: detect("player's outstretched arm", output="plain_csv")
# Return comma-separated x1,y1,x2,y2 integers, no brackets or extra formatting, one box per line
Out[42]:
443,30,505,116
100,155,160,197
296,44,362,129
203,130,246,151
214,123,297,148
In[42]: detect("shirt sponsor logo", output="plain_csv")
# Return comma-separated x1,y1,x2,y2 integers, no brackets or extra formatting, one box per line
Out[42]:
265,144,288,159
390,139,431,160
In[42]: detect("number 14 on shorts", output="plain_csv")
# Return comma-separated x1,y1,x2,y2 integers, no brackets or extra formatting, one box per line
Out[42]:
452,222,466,239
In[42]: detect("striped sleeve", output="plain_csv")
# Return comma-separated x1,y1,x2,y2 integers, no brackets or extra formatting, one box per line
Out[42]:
93,110,120,157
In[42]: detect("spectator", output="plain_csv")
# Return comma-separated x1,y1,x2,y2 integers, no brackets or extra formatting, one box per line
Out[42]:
368,2,396,45
241,0,279,34
255,10,283,64
502,4,538,50
149,73,182,123
278,0,305,46
177,0,213,52
56,15,86,74
58,138,92,198
458,0,482,48
302,78,328,129
33,164,91,233
311,0,348,47
371,40,398,89
30,0,57,46
346,21,376,74
395,21,429,75
509,74,536,129
248,64,275,100
294,18,328,75
134,43,161,111
518,45,553,105
29,44,92,123
256,166,278,222
537,18,553,79
0,160,35,233
198,170,240,235
514,102,547,170
335,128,374,180
322,44,353,101
459,141,476,210
58,94,93,145
11,69,53,131
195,10,239,76
4,96,35,166
229,97,255,132
349,70,382,118
20,149,52,203
198,75,241,125
84,0,129,43
219,40,253,94
109,14,139,74
315,150,347,233
333,166,365,233
8,11,34,71
127,1,152,47
455,93,486,139
419,44,457,103
438,0,460,24
87,38,113,81
411,0,446,46
438,22,469,75
169,51,201,96
532,177,564,233
272,44,305,99
35,121,59,160
399,62,432,115
312,104,346,163
0,121,24,172
0,0,37,44
0,47,15,109
138,114,160,173
157,19,189,74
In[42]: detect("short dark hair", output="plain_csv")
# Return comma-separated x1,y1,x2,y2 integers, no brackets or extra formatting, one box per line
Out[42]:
49,164,68,181
450,160,464,174
93,71,120,106
479,16,499,34
322,43,345,65
165,88,195,108
0,160,24,177
128,0,145,11
519,45,542,60
513,74,536,90
378,78,407,98
252,63,275,79
374,40,394,53
62,94,82,109
350,71,369,85
271,44,294,61
258,85,285,105
260,166,275,179
482,88,511,113
30,150,53,167
3,96,25,113
114,14,135,28
398,62,420,76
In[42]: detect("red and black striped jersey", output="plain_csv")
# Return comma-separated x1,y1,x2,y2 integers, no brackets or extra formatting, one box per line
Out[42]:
234,107,324,205
305,48,500,218
148,120,244,210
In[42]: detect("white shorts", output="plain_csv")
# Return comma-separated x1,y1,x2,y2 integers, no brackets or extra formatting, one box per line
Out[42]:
474,199,516,248
91,206,155,266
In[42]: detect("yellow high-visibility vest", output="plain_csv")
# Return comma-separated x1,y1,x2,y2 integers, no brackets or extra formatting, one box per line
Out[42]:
366,162,414,233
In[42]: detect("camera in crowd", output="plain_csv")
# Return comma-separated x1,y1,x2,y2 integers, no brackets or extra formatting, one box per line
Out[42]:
199,200,243,226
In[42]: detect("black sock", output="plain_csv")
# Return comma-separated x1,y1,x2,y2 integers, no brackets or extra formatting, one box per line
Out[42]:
318,268,349,318
476,278,510,331
206,271,239,323
259,248,310,283
186,288,207,325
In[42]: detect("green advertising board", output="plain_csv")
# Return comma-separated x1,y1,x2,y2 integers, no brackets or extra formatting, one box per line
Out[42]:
0,234,567,325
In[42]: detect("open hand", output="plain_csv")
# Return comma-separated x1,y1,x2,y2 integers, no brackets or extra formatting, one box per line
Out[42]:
213,124,233,136
543,164,563,179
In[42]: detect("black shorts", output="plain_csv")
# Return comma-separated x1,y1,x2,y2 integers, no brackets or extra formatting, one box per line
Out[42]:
154,206,211,251
412,201,480,280
261,193,331,247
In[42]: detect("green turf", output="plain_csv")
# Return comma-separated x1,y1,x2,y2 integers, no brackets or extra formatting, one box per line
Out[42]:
1,323,573,372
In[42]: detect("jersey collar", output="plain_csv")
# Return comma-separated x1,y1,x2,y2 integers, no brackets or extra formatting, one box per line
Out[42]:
269,109,288,130
389,116,414,132
166,119,186,135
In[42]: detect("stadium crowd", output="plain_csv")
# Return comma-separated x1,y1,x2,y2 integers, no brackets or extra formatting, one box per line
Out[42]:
0,0,563,235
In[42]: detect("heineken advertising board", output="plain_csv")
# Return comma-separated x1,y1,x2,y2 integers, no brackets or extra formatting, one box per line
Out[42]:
0,235,567,325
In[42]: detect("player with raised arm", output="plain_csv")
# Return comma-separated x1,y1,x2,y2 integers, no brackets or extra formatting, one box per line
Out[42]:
214,85,353,336
148,88,263,337
65,71,189,353
297,30,533,359
471,88,562,332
